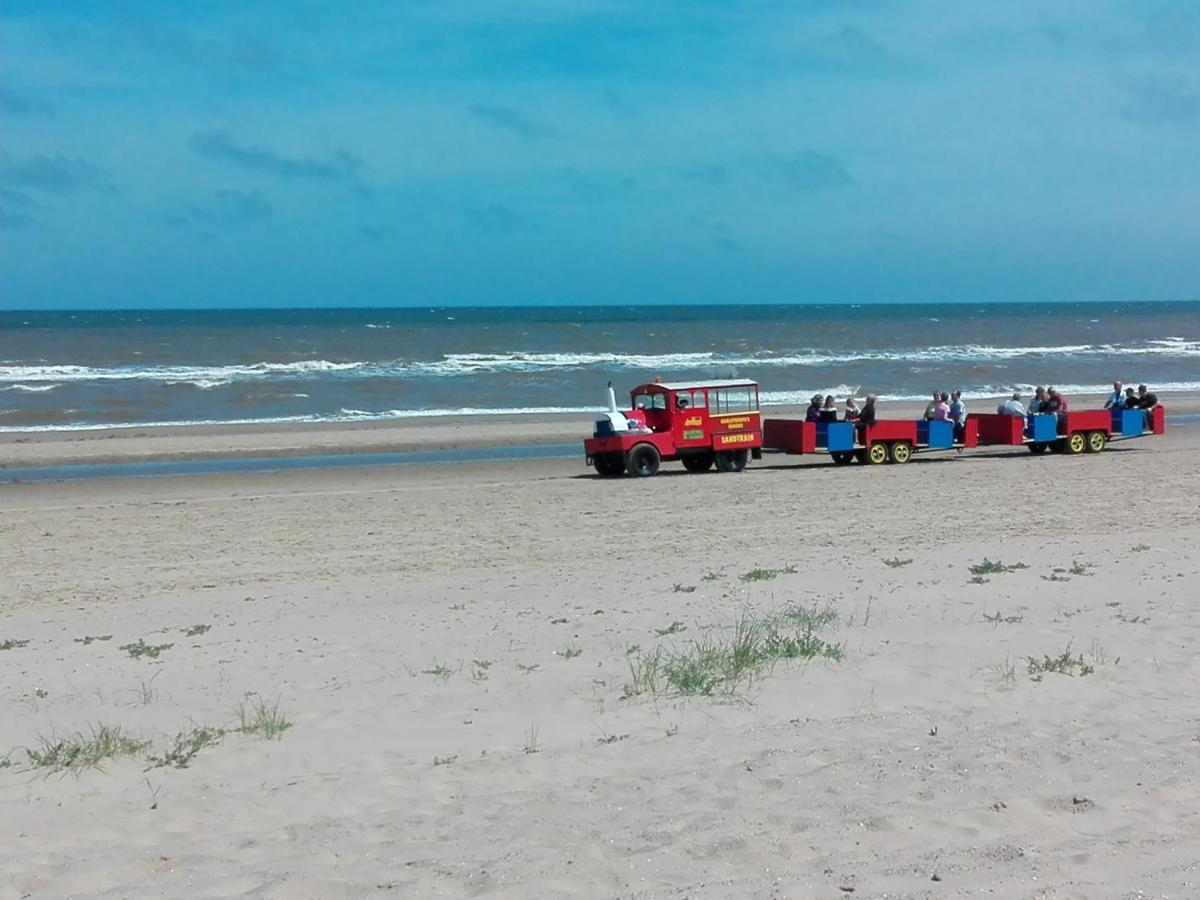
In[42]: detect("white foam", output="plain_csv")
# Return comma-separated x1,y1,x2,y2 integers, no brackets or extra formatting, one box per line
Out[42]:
1,384,61,393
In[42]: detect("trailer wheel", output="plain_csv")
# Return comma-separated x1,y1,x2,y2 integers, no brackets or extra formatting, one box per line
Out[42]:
593,453,626,477
1086,431,1107,453
831,451,854,465
715,449,749,473
626,443,661,477
865,443,889,465
1066,432,1087,455
1049,439,1067,454
681,452,714,473
889,441,913,464
1028,442,1049,455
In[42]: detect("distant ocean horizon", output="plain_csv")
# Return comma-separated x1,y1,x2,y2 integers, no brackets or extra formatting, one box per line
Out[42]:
2,301,1199,432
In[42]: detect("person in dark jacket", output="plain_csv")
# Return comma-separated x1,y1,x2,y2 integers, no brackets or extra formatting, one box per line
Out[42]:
804,394,824,423
819,394,839,423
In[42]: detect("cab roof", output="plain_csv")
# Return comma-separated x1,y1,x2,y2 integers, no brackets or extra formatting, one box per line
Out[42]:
634,379,759,392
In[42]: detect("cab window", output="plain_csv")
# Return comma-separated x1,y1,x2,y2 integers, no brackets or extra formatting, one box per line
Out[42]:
711,386,757,414
675,391,705,410
633,392,667,410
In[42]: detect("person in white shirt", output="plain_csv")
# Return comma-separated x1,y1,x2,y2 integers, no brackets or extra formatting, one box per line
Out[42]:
998,393,1026,416
1103,380,1124,410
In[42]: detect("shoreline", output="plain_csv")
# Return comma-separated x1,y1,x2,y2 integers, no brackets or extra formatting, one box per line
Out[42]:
3,390,1197,470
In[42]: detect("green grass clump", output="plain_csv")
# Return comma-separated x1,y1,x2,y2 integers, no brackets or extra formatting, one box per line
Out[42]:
655,621,687,637
120,639,173,660
235,697,293,739
624,608,842,699
671,583,697,593
968,559,1029,576
559,644,583,660
700,569,724,582
783,603,839,630
147,725,226,769
1130,543,1151,553
739,564,798,583
73,635,112,646
182,624,212,637
1,638,31,651
1026,644,1095,679
883,557,913,568
26,725,149,773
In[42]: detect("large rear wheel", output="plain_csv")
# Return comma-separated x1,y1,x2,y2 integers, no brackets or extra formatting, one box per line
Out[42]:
593,453,626,477
681,452,715,473
889,441,913,464
715,449,749,473
626,443,661,477
1066,432,1087,455
1086,431,1107,453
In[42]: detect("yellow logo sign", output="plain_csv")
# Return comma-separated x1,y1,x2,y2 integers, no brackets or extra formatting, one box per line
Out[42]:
683,416,703,428
717,432,758,445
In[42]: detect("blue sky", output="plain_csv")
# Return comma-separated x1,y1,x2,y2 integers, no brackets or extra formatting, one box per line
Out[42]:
1,0,1198,308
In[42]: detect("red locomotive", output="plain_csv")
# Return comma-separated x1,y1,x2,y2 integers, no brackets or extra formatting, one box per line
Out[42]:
584,380,764,477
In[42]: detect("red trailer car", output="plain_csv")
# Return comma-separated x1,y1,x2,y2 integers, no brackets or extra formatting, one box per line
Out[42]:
762,416,979,465
584,380,763,477
972,406,1165,454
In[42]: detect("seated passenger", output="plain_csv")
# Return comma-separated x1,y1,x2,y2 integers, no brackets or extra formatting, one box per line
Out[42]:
998,393,1027,417
1029,386,1048,414
844,397,860,421
1124,386,1138,408
1045,388,1069,424
930,392,951,421
1135,384,1159,428
819,394,839,423
1103,380,1124,410
949,390,967,441
804,394,823,423
856,393,877,439
923,391,940,420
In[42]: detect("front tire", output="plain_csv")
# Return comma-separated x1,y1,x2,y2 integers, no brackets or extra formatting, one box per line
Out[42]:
626,443,661,477
1086,431,1107,453
715,449,749,473
681,452,714,473
593,453,626,477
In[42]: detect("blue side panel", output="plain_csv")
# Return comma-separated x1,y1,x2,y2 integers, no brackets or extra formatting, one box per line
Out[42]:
918,420,954,448
815,422,829,448
826,422,855,452
1030,414,1058,442
1120,409,1145,436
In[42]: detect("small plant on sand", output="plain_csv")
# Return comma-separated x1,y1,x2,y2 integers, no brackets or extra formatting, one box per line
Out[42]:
1068,560,1094,576
597,731,629,745
235,697,292,739
515,662,540,674
968,559,1028,577
983,609,1025,625
968,575,989,585
522,724,541,754
784,603,839,630
73,635,113,646
120,639,173,660
433,754,458,766
701,569,724,582
672,583,697,593
182,624,211,637
0,638,31,651
1026,643,1095,680
655,621,687,637
422,662,453,679
26,725,149,774
558,644,583,660
1042,571,1070,582
471,659,492,681
983,655,1018,687
146,725,226,769
1130,543,1151,553
883,557,913,568
739,564,798,583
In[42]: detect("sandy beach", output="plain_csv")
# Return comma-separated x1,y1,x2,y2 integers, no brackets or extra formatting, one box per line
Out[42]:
1,414,1198,898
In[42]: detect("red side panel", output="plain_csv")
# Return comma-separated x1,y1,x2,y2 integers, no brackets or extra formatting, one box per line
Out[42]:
584,432,677,456
963,417,979,448
1064,410,1110,435
762,418,813,454
1153,406,1165,435
864,420,918,443
973,413,1023,446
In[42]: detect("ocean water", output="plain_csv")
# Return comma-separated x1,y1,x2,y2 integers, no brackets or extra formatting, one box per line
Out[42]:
1,303,1198,431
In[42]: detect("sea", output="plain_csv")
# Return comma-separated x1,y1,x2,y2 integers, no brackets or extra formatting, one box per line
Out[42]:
1,302,1198,432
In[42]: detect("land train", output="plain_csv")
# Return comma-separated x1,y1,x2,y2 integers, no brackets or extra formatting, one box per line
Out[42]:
582,380,1165,477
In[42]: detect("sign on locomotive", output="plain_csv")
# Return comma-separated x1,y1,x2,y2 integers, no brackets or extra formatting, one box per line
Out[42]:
584,380,1165,477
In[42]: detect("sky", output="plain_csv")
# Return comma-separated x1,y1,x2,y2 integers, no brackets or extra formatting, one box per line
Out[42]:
1,0,1198,309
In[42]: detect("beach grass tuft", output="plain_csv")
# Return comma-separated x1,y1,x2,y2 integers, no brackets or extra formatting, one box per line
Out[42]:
558,644,583,660
27,725,149,774
73,634,113,646
1,638,31,651
182,624,212,637
235,697,292,739
968,559,1028,576
1026,643,1095,679
739,564,798,583
672,583,697,593
146,725,226,769
655,621,687,637
882,557,913,568
120,639,174,660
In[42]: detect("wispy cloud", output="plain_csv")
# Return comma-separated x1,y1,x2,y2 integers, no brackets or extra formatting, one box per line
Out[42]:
189,130,367,185
0,152,112,193
470,103,551,140
1121,73,1199,125
765,151,852,191
0,88,55,117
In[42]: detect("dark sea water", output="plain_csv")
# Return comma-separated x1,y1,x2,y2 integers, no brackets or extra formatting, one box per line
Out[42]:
1,303,1198,431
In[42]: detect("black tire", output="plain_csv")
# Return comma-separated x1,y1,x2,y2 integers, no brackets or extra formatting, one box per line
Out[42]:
715,449,749,473
593,453,626,477
626,443,661,477
889,441,913,464
1065,432,1087,455
863,443,889,466
1028,442,1049,455
1086,431,1107,453
681,452,715,473
831,451,854,465
1049,439,1067,454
